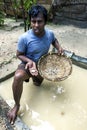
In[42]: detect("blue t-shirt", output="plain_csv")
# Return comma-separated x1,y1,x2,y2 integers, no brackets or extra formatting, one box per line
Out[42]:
17,28,56,63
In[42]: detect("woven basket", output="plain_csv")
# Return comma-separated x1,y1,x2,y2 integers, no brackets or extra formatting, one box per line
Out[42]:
38,53,72,81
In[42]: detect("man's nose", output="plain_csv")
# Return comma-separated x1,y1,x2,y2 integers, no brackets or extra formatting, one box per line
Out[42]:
35,22,39,27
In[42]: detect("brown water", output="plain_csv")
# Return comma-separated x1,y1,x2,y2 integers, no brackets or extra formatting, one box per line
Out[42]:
0,65,87,130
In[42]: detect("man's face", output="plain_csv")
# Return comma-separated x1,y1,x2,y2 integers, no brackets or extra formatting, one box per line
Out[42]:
31,13,46,36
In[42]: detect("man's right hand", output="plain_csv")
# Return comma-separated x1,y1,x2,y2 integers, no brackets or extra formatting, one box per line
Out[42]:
25,61,38,76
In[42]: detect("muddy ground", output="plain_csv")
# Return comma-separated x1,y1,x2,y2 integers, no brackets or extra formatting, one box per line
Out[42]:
0,18,87,81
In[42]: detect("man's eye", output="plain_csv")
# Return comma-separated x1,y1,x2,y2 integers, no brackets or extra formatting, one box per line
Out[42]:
38,20,42,23
31,20,42,23
32,21,36,23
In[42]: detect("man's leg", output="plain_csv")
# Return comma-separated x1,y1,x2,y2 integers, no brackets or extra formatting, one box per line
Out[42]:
7,67,29,124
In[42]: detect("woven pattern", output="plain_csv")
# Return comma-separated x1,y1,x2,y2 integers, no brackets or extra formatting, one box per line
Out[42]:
38,53,72,81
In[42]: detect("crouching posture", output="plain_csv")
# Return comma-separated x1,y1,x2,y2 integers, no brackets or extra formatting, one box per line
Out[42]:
7,4,63,124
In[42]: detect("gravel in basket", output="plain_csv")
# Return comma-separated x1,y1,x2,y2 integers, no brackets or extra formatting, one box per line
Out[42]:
38,53,72,81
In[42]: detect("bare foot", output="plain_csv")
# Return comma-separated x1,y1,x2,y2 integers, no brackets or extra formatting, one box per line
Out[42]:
7,104,20,124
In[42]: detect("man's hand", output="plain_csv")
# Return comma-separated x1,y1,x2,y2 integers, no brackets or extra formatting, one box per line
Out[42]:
58,46,64,55
52,39,64,55
25,61,38,76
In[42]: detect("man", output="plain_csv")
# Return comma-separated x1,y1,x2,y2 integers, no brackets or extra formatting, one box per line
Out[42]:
7,4,63,124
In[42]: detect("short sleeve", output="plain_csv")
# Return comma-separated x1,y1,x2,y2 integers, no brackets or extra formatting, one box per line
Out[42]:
17,36,26,53
47,30,56,43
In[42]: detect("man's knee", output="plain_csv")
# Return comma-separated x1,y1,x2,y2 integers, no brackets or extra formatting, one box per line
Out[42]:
14,71,24,81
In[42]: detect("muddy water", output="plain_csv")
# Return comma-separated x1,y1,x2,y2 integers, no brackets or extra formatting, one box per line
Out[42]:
0,65,87,130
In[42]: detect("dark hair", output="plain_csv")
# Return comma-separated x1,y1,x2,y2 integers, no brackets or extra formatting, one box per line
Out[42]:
28,4,48,23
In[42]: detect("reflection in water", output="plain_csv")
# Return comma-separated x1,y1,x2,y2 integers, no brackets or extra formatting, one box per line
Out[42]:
0,65,87,130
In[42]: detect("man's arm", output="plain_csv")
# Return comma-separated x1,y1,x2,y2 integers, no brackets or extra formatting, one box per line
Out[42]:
52,38,63,55
16,50,38,76
16,50,32,63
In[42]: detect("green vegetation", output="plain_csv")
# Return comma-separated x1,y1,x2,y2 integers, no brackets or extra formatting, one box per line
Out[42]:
0,0,37,29
0,11,5,26
13,0,37,31
0,1,5,26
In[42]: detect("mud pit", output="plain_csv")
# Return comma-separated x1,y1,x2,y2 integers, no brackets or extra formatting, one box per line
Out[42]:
0,18,87,129
0,64,87,130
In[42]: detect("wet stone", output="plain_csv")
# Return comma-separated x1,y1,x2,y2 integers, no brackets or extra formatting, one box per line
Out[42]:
0,96,15,130
0,96,30,130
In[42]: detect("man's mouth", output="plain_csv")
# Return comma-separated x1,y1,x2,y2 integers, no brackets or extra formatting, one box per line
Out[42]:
34,29,39,32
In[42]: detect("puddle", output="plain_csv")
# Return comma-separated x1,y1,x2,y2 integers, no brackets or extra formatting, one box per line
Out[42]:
0,65,87,130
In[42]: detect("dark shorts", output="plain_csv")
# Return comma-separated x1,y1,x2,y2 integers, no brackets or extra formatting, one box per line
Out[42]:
17,63,44,86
